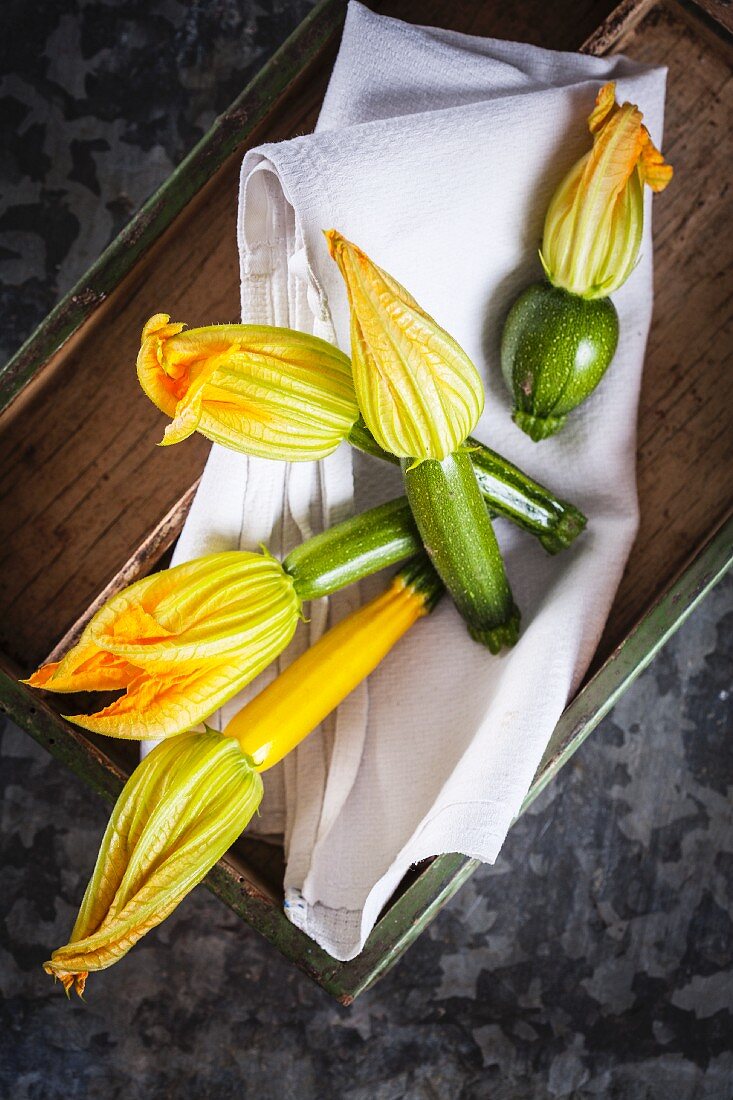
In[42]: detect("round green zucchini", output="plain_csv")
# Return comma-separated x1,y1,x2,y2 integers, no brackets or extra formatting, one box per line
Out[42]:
501,282,619,441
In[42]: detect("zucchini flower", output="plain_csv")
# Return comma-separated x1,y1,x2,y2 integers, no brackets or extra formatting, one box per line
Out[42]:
326,230,518,653
324,230,484,462
46,557,442,994
45,728,263,996
25,498,446,739
138,314,359,459
540,82,673,300
502,82,672,441
137,317,587,555
25,551,301,740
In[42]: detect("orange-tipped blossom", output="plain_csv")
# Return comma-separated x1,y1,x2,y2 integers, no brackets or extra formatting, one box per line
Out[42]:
325,231,484,462
541,82,673,299
45,558,442,995
137,314,359,459
25,551,301,740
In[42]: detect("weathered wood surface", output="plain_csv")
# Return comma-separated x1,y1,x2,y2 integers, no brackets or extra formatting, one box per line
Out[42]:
0,33,334,669
589,0,733,670
1,0,729,673
0,0,624,670
0,0,731,999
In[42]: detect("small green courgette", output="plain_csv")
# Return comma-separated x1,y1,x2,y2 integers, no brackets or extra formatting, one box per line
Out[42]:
283,497,420,601
401,452,520,653
501,283,619,441
500,82,672,440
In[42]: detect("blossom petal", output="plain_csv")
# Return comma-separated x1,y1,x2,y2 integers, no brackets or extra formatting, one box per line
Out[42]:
638,126,673,192
160,356,222,446
44,730,263,992
588,81,618,134
64,639,296,740
86,552,299,669
137,316,188,419
138,319,359,460
24,643,137,693
325,231,484,460
27,550,302,739
541,82,672,298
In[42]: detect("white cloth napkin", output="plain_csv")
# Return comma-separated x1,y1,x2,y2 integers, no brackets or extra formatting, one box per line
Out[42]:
150,2,667,960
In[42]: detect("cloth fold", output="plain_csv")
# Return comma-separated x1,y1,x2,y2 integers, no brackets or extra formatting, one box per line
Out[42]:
156,2,667,959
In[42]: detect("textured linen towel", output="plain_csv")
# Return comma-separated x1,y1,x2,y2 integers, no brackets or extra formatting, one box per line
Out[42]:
149,2,667,960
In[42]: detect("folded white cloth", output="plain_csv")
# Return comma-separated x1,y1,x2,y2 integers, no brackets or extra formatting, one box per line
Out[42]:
155,2,667,959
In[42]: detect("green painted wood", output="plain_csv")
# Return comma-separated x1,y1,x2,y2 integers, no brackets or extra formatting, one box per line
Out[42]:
302,514,733,1001
0,662,475,1002
2,0,731,1003
318,855,482,1002
0,0,345,416
523,512,733,812
3,510,728,1002
0,669,127,805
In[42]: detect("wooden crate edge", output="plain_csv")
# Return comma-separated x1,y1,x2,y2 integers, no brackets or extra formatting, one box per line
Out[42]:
0,0,346,416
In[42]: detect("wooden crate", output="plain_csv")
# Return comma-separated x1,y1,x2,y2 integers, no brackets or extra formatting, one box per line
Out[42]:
1,0,730,1003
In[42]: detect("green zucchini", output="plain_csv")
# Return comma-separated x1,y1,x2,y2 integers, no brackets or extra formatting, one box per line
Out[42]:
283,497,421,601
467,436,585,553
501,282,619,441
347,417,586,552
401,452,520,653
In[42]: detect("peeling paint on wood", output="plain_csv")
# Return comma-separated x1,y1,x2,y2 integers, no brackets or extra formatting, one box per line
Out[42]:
1,0,731,1003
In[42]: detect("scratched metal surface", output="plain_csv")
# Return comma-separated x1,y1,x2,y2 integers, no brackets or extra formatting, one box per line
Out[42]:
1,2,732,1097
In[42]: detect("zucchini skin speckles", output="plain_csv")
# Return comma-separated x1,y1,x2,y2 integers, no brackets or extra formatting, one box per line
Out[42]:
402,452,520,653
501,282,619,441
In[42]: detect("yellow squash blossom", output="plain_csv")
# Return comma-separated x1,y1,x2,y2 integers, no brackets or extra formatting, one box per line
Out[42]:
26,551,300,740
325,230,484,461
138,314,359,459
45,729,263,996
135,314,588,557
540,81,673,299
45,557,442,994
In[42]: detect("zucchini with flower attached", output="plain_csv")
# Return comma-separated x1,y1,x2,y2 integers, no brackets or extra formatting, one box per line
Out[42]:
501,82,673,440
24,496,428,740
138,315,585,554
348,418,585,555
326,230,519,652
44,555,443,996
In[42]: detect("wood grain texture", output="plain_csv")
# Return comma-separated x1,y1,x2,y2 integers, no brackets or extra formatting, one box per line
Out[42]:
591,0,733,669
1,0,731,997
691,0,733,34
375,0,623,45
0,0,347,414
0,0,623,672
2,0,728,674
0,0,719,673
0,40,335,669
